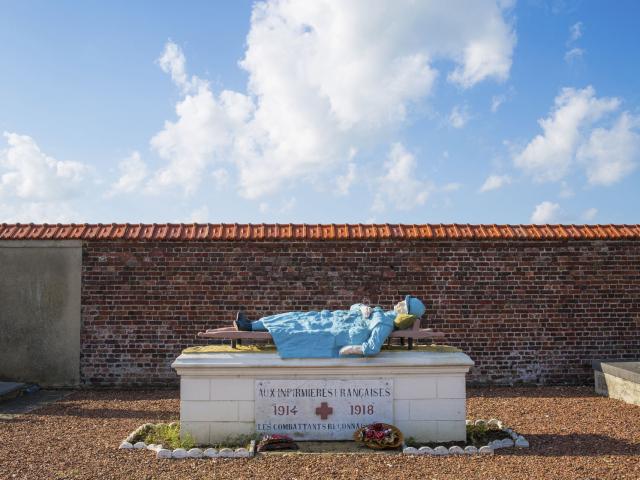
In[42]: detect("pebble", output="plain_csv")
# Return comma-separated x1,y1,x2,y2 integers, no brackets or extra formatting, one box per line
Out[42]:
203,448,219,458
478,445,494,455
434,446,449,456
515,436,530,448
510,431,519,440
218,448,234,458
172,448,188,459
156,449,172,459
465,419,473,426
489,440,503,449
487,418,502,430
501,438,514,448
418,446,434,455
449,446,465,455
118,441,133,450
133,441,146,449
474,419,487,427
464,446,478,455
234,448,250,458
188,448,203,458
402,447,418,455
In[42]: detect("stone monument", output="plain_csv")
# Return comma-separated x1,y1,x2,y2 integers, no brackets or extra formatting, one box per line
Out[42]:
172,348,474,444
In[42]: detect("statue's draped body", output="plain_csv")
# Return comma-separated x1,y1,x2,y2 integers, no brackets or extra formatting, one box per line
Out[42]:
252,303,396,358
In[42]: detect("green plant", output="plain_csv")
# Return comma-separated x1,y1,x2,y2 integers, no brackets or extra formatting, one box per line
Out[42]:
144,423,195,450
466,423,488,445
214,432,261,449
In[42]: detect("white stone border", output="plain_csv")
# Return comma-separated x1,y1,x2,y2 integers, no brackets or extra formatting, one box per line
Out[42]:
118,423,256,459
402,418,529,456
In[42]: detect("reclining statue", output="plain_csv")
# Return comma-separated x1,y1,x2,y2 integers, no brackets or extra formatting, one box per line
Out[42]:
233,295,426,358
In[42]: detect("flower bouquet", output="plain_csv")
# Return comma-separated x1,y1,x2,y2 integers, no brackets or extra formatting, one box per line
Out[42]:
256,434,299,452
353,423,403,450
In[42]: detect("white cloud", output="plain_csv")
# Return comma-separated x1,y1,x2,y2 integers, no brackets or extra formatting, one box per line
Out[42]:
565,22,585,64
211,168,230,186
106,151,147,196
258,202,269,213
491,94,506,112
530,201,561,223
157,41,205,94
582,207,597,221
188,205,209,222
564,47,584,63
577,112,639,185
280,197,296,213
479,174,511,192
0,201,79,223
147,64,254,194
1,132,88,202
336,162,357,196
372,143,431,212
441,182,462,192
149,2,515,199
569,22,583,42
559,180,574,198
0,132,89,222
449,105,471,128
513,86,623,183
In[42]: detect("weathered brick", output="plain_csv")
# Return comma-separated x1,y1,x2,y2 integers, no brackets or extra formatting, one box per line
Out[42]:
80,240,640,386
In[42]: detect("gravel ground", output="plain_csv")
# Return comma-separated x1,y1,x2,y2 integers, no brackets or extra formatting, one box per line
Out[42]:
0,387,638,480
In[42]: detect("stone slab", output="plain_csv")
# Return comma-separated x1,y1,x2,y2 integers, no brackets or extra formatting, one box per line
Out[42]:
172,351,474,374
594,370,640,406
592,361,640,384
0,390,72,420
173,351,473,443
254,378,393,440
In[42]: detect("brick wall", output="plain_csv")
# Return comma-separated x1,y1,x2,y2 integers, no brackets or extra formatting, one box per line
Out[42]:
81,240,640,386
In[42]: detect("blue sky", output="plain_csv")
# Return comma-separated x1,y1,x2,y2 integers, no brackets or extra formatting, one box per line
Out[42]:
1,0,639,224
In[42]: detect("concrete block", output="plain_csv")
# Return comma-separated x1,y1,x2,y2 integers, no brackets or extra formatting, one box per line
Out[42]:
436,375,466,399
180,401,238,422
394,376,437,399
211,378,254,401
396,420,438,442
594,370,640,406
238,401,254,421
409,398,465,421
181,378,210,401
437,421,467,441
0,241,82,387
394,399,410,421
181,421,210,445
209,422,255,443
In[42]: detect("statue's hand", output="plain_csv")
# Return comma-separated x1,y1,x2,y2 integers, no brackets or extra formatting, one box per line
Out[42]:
339,345,364,356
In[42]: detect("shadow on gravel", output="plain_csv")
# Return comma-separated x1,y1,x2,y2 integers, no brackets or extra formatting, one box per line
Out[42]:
35,406,178,419
499,434,640,456
467,386,596,399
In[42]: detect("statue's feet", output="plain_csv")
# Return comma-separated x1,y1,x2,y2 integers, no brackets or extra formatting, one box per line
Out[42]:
234,311,252,331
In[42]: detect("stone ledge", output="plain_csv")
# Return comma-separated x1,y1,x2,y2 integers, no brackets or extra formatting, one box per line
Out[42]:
173,351,474,375
592,361,640,384
183,344,461,354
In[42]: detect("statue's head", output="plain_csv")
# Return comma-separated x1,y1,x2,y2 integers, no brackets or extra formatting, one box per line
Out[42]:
394,295,426,317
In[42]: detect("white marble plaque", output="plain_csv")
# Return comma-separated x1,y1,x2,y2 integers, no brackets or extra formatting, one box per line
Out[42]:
255,379,393,440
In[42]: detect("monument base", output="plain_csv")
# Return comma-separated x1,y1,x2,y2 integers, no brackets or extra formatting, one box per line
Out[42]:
172,350,474,444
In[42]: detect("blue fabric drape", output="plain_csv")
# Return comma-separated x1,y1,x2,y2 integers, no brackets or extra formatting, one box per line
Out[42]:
256,304,396,358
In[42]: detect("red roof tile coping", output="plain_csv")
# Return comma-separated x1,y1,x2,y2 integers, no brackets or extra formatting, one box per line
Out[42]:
0,223,639,241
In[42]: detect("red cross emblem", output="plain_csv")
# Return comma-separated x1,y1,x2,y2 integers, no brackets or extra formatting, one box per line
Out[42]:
315,402,333,420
